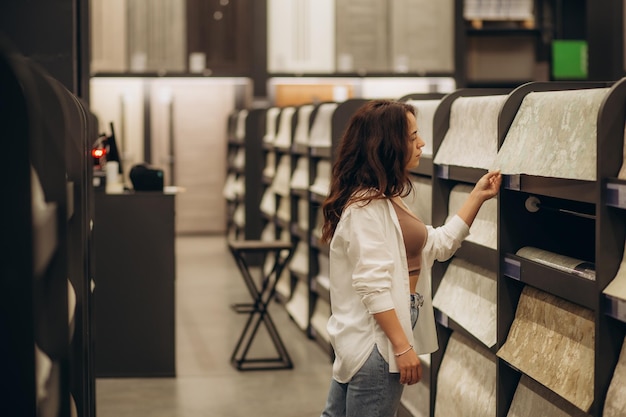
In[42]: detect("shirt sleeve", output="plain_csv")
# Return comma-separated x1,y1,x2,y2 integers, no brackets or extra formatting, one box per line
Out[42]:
341,203,396,314
423,214,470,263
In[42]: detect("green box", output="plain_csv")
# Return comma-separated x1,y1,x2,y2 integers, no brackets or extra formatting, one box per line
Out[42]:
552,40,588,79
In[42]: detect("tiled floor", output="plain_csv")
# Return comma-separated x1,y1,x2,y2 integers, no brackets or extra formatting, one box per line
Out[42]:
96,235,332,417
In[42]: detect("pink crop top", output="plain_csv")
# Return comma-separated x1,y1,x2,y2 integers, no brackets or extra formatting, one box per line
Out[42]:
390,199,428,278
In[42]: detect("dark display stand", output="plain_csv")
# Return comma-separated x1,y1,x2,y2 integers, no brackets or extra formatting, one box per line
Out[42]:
93,191,176,377
0,41,98,417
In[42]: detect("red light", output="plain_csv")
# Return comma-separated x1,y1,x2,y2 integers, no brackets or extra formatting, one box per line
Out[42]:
92,148,106,159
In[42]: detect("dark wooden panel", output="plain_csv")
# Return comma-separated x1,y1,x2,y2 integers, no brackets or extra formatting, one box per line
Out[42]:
186,0,252,75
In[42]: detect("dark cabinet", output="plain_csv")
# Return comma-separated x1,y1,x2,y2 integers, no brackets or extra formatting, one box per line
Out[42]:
93,192,176,377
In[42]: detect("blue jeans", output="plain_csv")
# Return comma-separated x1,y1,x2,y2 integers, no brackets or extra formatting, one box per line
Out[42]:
320,345,404,417
321,294,423,417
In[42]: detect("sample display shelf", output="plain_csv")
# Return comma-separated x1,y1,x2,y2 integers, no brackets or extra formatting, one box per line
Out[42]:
0,43,98,417
224,106,267,243
396,80,626,417
426,87,510,417
495,80,620,417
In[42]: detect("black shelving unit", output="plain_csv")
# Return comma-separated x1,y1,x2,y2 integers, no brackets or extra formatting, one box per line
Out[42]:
495,80,622,417
224,107,267,243
0,42,97,416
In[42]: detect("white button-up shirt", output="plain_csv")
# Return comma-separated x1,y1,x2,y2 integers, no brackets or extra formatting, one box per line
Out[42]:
327,197,469,383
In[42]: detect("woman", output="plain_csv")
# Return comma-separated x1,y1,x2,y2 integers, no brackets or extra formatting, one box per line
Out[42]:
319,99,501,417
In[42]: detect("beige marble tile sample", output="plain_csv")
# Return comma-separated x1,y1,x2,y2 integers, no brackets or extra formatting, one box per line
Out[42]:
290,157,309,191
290,242,309,276
432,258,497,347
403,176,432,225
494,88,610,180
604,336,626,417
507,375,585,417
401,377,430,417
406,99,442,157
516,246,596,281
263,151,276,179
433,95,507,169
617,124,626,179
446,184,497,249
603,240,626,299
497,286,595,411
285,280,309,331
273,155,292,196
310,298,331,343
263,107,281,144
309,103,338,148
294,104,315,146
274,107,296,148
310,160,331,197
435,332,496,417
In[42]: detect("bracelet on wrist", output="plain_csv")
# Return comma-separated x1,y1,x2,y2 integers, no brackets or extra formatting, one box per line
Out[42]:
394,345,413,357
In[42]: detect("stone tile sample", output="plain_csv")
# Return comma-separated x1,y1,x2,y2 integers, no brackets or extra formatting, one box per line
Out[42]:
432,258,497,347
435,332,496,417
446,184,497,249
434,95,508,169
507,375,588,417
494,88,609,180
604,336,626,417
497,286,594,411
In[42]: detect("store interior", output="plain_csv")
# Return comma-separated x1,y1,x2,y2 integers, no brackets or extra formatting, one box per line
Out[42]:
2,0,626,416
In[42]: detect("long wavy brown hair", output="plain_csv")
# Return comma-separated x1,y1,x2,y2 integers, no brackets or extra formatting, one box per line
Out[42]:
320,100,416,244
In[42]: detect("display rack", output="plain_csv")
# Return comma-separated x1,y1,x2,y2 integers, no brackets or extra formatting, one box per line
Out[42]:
495,80,615,417
224,107,267,242
0,42,97,416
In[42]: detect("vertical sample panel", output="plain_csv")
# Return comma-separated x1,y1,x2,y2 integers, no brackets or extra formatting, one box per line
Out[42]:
433,95,507,169
404,176,432,225
507,375,584,417
604,240,626,299
604,337,626,417
406,99,442,157
401,377,430,417
495,88,610,180
446,184,497,249
497,286,594,411
435,332,497,417
432,258,497,347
